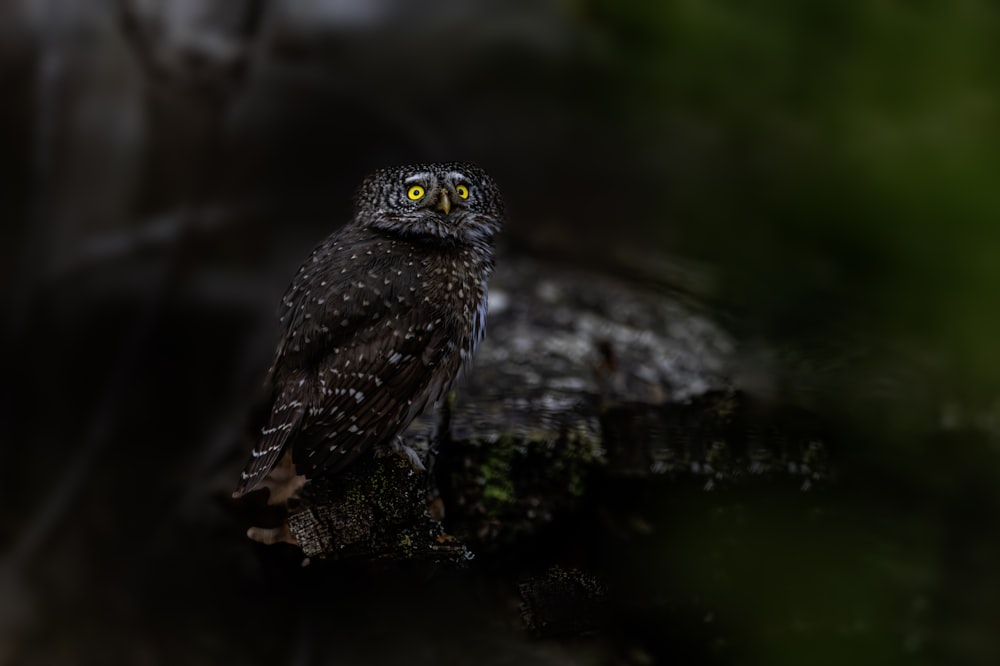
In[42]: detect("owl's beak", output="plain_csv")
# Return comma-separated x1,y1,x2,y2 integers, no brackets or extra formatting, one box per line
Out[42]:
436,189,452,215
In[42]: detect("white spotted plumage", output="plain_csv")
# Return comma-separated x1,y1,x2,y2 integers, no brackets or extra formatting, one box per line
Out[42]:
233,162,503,499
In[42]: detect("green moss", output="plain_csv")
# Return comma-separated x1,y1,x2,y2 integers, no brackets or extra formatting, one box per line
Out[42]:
479,435,519,512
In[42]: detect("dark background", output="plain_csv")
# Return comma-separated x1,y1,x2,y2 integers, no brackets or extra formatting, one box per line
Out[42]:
1,0,998,664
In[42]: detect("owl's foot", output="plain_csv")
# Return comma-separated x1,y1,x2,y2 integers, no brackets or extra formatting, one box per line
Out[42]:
247,521,298,546
377,436,426,473
258,450,308,506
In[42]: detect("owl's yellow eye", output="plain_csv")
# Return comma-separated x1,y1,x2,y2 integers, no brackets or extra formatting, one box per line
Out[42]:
455,184,470,200
407,185,425,200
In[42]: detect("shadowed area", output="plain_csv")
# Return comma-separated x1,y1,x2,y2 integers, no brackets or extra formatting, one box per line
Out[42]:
2,1,999,664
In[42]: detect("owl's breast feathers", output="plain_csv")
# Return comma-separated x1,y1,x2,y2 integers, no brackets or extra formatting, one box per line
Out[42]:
233,226,492,497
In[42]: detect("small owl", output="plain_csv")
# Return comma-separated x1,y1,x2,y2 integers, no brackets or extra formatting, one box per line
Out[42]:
233,163,503,526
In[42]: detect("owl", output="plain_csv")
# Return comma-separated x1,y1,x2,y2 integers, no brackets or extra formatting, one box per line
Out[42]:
233,162,503,542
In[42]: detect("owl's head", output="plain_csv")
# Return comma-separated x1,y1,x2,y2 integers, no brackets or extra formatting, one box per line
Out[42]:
354,162,504,246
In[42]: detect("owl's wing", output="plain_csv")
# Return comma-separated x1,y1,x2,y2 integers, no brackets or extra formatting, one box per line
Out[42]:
232,370,309,497
291,320,456,478
234,309,458,497
234,229,456,496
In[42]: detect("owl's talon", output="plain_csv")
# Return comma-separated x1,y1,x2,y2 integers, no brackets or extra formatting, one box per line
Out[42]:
379,437,426,472
247,522,298,546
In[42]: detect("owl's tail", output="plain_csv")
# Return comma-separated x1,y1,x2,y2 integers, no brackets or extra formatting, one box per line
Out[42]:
232,393,304,498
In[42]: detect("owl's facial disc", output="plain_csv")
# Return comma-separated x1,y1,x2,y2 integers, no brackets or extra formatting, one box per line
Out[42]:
355,162,502,246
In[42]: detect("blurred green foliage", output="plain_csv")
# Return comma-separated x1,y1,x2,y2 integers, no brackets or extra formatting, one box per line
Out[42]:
587,0,1000,395
577,2,1000,663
